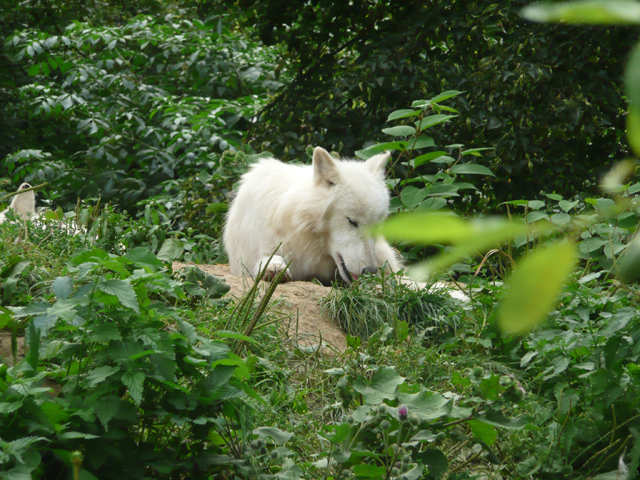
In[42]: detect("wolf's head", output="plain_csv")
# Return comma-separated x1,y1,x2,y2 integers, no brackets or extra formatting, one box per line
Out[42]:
312,147,391,283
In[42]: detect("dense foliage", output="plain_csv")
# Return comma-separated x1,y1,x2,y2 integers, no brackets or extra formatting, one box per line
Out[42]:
237,0,634,202
2,1,640,479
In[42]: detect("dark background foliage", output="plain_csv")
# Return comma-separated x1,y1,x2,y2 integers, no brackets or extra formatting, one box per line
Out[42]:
237,0,635,202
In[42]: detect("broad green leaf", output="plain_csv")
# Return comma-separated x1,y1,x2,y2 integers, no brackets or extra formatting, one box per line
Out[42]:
70,248,110,265
578,237,606,254
476,410,529,430
125,247,164,271
322,423,353,444
98,279,139,312
550,213,571,226
528,200,546,209
415,114,457,131
400,186,427,209
355,141,408,159
526,211,549,223
382,125,416,137
412,151,449,167
52,276,73,299
157,238,184,262
85,366,119,387
461,147,493,157
94,395,120,431
412,135,436,149
522,1,640,24
396,390,451,421
352,464,386,479
421,197,448,210
353,367,405,404
419,448,448,480
429,89,464,104
469,420,498,446
497,240,577,335
387,108,420,122
449,163,495,176
375,211,469,244
617,232,640,282
253,426,293,445
121,371,145,406
479,375,504,401
558,199,579,212
627,106,640,156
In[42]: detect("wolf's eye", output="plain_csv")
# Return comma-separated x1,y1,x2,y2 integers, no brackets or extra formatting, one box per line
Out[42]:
347,217,359,228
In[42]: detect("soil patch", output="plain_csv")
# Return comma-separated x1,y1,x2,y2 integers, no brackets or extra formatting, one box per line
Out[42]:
172,263,347,352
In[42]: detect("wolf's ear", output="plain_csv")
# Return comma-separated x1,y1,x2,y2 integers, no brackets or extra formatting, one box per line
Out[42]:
313,147,340,187
365,151,390,177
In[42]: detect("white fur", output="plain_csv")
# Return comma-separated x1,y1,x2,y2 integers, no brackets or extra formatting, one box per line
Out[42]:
0,183,36,223
224,146,402,284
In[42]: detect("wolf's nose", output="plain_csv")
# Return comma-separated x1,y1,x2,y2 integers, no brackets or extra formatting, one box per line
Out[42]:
362,266,377,275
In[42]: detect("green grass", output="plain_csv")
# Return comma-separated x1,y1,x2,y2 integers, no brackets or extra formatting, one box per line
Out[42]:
322,271,462,340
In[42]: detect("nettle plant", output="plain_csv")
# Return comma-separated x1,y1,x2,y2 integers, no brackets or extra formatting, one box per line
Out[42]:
315,339,526,480
0,247,258,478
356,90,494,214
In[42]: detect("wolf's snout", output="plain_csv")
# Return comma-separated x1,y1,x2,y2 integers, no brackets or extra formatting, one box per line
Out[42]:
362,266,377,275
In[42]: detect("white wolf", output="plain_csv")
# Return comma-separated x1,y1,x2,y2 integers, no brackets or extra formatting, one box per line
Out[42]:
223,146,402,284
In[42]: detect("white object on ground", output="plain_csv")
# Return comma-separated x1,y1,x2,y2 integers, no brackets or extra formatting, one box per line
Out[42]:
0,183,36,223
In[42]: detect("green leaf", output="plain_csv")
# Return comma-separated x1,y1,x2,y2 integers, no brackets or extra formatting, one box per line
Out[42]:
412,135,436,149
429,90,464,103
382,125,416,137
400,186,427,209
550,213,571,226
94,395,120,431
322,423,353,444
387,108,420,121
353,367,405,404
85,366,120,388
157,238,184,262
125,247,164,271
121,371,145,406
522,1,640,24
352,464,386,479
469,420,498,446
253,426,293,445
396,390,451,421
526,211,549,223
476,410,529,430
418,448,448,480
412,151,449,167
449,163,495,176
579,237,606,254
497,241,577,335
558,199,579,212
355,141,408,159
415,114,456,131
628,106,640,156
461,147,493,157
98,279,139,312
52,276,73,299
617,232,640,282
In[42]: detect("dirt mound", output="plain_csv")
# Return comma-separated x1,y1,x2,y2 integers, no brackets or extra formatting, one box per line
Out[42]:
172,263,347,352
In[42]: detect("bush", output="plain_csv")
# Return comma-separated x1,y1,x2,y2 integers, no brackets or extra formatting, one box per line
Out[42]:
237,0,633,203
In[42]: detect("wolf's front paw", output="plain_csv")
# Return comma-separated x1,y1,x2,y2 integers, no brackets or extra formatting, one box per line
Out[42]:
256,255,292,282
